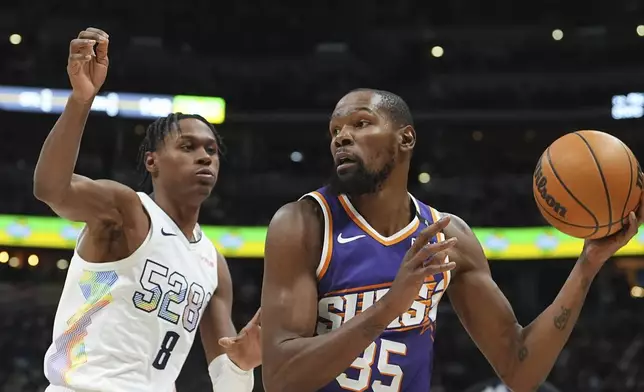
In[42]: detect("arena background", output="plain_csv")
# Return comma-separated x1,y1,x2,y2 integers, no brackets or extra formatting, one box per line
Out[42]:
1,1,644,391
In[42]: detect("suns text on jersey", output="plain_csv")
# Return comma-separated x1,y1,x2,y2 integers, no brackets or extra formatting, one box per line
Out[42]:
317,274,449,336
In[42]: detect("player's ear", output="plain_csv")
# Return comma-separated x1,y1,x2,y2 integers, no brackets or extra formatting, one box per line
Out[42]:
145,151,159,175
399,125,416,152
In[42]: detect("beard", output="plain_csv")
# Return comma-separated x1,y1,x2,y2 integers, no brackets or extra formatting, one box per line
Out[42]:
327,156,395,197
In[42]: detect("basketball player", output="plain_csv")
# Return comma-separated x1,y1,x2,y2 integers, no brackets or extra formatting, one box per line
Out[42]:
260,88,644,391
33,28,259,391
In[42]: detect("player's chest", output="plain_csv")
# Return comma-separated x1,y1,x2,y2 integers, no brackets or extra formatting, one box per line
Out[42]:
328,225,419,286
129,242,218,331
319,227,449,332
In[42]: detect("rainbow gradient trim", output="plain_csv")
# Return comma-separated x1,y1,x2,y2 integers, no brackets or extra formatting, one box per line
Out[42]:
45,270,118,385
1,214,643,260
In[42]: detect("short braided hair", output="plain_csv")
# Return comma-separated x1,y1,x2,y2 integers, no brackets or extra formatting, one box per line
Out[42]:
136,113,223,193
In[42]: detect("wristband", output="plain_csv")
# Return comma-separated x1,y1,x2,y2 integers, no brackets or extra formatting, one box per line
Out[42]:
208,354,254,392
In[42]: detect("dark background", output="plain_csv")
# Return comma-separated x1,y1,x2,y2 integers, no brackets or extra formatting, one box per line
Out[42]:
1,1,644,391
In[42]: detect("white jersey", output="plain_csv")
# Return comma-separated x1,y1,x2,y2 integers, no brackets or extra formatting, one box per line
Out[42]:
44,193,219,392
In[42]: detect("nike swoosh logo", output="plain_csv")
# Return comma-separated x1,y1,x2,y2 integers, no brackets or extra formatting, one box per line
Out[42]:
337,233,366,244
161,228,177,237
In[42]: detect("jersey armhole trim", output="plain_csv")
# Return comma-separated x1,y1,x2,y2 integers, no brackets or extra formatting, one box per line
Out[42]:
428,206,452,287
205,245,221,291
299,192,333,280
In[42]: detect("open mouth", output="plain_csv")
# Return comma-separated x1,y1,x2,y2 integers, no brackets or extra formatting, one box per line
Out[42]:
336,154,358,172
337,156,356,166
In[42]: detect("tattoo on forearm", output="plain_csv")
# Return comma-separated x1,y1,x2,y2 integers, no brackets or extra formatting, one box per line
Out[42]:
553,306,572,330
518,346,529,362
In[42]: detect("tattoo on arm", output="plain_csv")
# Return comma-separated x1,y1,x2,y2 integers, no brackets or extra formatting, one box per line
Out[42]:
553,307,572,330
518,345,529,362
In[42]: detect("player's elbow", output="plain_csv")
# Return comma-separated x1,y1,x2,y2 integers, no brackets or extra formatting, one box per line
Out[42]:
261,360,294,392
261,374,283,392
261,369,293,392
33,179,64,204
262,352,313,392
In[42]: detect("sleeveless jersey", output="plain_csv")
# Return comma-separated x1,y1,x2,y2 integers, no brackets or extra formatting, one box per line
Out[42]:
302,186,451,392
43,193,219,392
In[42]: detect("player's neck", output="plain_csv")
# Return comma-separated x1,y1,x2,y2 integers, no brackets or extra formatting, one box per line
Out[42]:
152,192,201,240
351,178,411,238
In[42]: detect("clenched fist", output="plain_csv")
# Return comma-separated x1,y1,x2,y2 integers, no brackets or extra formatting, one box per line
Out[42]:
67,27,109,103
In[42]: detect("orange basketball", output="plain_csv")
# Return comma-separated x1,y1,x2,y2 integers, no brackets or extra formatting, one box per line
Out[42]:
533,130,642,239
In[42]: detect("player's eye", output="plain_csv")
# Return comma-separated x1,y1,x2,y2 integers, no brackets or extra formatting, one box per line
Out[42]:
206,146,217,155
356,120,369,128
180,144,192,151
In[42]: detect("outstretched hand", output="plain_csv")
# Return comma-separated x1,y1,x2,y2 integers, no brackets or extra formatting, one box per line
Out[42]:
582,189,644,269
218,309,261,371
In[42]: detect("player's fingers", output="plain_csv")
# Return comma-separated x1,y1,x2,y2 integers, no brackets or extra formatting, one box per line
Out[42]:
249,308,261,325
68,54,92,62
95,39,109,65
218,337,236,348
622,211,639,243
426,248,450,265
85,27,109,39
411,237,457,267
409,216,451,254
67,54,92,74
78,30,107,42
420,260,456,276
420,249,449,270
69,39,96,54
245,325,261,340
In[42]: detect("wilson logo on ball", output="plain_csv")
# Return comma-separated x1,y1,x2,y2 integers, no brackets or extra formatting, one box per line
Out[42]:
534,159,568,218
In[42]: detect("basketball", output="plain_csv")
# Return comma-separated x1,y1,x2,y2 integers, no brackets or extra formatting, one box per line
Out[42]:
533,130,641,239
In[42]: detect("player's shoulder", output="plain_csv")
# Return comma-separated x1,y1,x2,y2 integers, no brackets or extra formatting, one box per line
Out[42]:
409,197,470,235
440,212,479,249
70,177,147,238
439,212,489,275
266,199,324,260
269,198,324,230
78,175,140,203
441,213,474,237
197,227,219,255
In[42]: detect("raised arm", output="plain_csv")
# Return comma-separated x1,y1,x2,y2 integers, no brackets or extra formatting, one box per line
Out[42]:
199,251,259,391
33,27,141,227
445,210,642,391
260,199,456,392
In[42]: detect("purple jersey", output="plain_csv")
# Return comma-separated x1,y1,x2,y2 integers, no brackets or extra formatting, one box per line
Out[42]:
302,186,452,392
